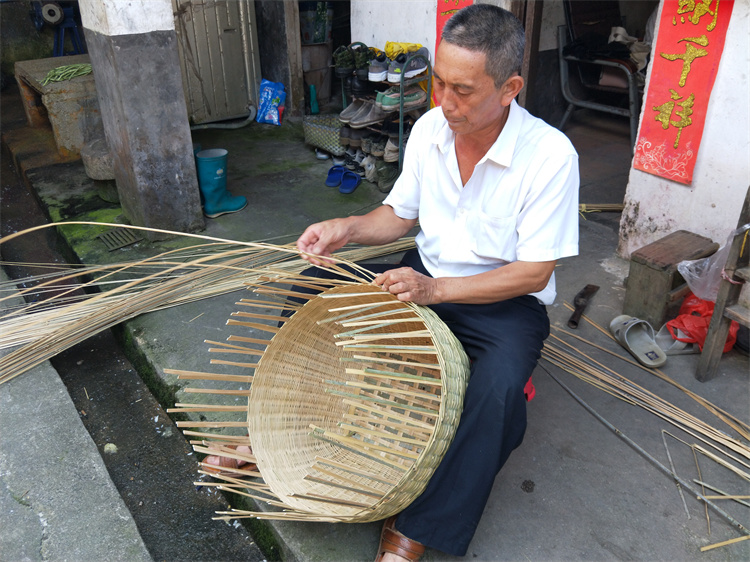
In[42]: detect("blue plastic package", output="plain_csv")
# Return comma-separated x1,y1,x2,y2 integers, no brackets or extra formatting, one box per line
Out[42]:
256,79,286,126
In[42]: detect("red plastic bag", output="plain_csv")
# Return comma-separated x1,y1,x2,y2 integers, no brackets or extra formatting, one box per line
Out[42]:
666,292,739,352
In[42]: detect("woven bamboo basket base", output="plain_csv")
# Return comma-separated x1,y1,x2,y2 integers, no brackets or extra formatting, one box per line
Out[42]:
169,275,469,523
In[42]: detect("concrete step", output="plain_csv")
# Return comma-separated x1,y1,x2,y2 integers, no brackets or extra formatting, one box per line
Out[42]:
0,271,152,562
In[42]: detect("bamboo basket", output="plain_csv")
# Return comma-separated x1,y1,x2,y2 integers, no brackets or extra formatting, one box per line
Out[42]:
169,274,470,523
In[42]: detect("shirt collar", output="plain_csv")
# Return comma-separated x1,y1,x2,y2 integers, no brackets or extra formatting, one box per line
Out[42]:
432,99,523,166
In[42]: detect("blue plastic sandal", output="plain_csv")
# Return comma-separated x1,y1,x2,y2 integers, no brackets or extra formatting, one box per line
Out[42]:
339,171,361,194
325,165,347,187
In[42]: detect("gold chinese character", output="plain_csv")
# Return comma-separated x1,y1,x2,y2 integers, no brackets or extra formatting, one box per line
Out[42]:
675,0,720,31
652,89,695,149
660,35,709,87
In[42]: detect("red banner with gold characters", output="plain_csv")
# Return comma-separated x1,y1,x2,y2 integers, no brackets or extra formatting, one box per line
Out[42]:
633,0,735,185
435,0,473,54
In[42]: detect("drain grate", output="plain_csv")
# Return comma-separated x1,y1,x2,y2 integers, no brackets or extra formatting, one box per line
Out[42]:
97,228,143,251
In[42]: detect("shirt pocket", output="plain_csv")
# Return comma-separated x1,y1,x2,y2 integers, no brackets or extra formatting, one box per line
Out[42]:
469,211,518,263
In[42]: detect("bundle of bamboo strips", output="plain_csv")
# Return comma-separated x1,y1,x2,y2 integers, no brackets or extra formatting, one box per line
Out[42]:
0,222,416,384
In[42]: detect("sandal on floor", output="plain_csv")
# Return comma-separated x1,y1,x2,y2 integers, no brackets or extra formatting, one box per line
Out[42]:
375,516,425,561
203,444,257,478
609,314,667,368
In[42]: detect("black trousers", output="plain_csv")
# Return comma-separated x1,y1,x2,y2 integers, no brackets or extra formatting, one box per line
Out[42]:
297,249,550,556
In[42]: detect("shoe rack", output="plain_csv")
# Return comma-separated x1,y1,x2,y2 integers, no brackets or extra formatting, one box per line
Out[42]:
342,43,432,171
392,51,432,170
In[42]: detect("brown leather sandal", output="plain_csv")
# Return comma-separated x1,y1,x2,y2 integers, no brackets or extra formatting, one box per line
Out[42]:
374,516,425,561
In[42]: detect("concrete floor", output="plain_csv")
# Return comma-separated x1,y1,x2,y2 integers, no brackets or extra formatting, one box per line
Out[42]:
1,80,749,561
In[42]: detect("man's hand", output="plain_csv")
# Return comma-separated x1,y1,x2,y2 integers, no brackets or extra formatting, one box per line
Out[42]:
297,218,351,266
374,267,440,305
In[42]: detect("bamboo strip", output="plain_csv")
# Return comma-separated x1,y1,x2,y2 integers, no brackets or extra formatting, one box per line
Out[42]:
225,320,280,333
340,344,436,354
167,404,246,413
341,399,436,430
318,303,406,324
176,421,248,428
307,466,385,496
309,425,420,460
230,311,287,323
308,430,408,471
335,380,441,401
700,535,750,552
326,389,439,414
208,348,263,356
346,355,441,371
341,413,432,439
164,368,252,382
694,481,750,509
335,331,432,345
209,359,259,369
203,339,262,351
226,335,270,346
337,422,427,446
344,367,442,387
326,301,400,313
182,430,251,442
312,456,400,486
303,475,382,499
286,493,372,509
184,388,252,396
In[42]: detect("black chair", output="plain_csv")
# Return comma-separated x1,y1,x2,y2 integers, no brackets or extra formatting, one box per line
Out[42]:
557,0,641,149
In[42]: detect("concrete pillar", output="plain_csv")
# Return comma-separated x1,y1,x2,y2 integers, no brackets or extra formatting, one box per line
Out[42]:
79,0,204,236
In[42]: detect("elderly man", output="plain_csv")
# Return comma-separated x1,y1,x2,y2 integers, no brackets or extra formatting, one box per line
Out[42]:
297,5,579,561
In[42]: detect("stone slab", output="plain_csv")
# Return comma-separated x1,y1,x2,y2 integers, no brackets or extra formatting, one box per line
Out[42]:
0,272,152,562
14,54,103,156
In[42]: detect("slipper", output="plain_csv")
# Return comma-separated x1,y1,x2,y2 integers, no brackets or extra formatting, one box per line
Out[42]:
375,516,425,562
325,165,347,187
655,325,699,355
203,444,258,478
609,315,667,368
339,170,361,194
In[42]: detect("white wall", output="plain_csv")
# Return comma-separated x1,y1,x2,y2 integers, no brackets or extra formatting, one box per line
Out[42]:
79,0,174,36
618,2,750,257
350,0,512,62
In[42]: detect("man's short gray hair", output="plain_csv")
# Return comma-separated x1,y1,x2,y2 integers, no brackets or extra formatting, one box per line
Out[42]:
441,4,525,88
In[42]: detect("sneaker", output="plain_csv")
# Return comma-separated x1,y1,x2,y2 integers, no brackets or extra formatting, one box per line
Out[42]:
339,99,367,123
315,148,330,160
349,102,389,129
370,136,387,158
361,134,375,154
333,45,354,78
368,52,390,82
387,46,430,83
332,155,345,166
383,137,404,162
376,161,400,193
378,87,428,112
362,155,378,182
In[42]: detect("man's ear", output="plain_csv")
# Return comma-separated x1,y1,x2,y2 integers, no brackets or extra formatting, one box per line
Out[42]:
500,75,524,106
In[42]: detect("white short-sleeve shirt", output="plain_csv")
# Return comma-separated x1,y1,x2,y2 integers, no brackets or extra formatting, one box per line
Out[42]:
383,100,579,305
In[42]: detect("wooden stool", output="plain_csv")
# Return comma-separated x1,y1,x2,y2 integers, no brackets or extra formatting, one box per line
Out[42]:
623,230,719,328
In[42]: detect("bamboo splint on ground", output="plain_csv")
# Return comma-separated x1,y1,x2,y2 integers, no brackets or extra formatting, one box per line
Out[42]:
168,270,469,523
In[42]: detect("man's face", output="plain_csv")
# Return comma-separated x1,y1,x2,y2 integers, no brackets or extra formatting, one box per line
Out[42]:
433,42,509,137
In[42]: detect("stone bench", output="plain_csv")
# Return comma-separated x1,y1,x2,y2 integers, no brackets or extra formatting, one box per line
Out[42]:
14,54,103,157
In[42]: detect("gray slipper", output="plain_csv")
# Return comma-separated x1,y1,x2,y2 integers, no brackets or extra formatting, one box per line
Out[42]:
609,315,667,368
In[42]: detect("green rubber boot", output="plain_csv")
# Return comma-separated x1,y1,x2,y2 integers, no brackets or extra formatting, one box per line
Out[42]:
195,149,247,218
